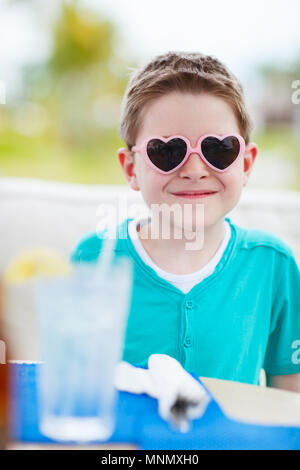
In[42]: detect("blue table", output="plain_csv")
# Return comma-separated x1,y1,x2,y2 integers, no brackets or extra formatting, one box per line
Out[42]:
9,363,300,450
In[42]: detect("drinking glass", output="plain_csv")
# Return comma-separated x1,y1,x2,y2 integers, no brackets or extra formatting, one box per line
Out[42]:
34,257,132,442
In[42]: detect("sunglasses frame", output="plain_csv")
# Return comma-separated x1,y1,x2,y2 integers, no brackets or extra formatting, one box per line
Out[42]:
129,134,246,174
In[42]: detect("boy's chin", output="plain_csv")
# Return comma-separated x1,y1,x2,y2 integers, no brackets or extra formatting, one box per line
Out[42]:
171,213,224,234
162,217,205,239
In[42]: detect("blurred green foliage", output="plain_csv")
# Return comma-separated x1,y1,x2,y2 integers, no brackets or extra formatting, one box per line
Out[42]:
253,127,300,191
51,3,114,71
0,0,135,184
0,127,126,184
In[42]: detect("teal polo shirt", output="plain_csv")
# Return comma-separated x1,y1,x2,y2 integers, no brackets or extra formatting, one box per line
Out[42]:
71,217,300,385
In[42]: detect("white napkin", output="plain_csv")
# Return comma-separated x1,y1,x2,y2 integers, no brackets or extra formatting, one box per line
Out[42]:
114,354,211,432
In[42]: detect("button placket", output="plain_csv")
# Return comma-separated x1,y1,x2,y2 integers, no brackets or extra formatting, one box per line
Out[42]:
183,299,194,349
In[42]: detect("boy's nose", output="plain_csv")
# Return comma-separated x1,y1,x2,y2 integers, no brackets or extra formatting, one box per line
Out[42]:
178,152,210,178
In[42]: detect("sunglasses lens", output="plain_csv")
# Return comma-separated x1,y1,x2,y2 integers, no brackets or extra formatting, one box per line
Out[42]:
201,136,240,170
147,138,187,172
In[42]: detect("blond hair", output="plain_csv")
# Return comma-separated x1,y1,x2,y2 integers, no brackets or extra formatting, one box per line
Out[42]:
119,51,252,149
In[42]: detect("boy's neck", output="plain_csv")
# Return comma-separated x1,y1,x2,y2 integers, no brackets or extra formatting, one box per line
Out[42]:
137,217,227,275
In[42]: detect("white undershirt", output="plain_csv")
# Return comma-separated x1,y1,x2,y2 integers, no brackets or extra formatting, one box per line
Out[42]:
128,216,231,294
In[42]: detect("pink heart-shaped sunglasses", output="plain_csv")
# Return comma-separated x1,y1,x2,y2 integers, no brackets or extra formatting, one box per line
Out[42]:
126,134,246,174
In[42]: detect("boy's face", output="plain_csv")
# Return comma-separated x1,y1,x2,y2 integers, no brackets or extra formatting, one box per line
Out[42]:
119,92,257,231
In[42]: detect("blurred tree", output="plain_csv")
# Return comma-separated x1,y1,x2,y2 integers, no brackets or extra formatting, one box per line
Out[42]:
50,2,113,71
0,0,138,183
21,0,134,148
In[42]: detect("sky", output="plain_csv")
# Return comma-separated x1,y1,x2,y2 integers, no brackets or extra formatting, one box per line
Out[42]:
89,0,300,76
0,0,300,98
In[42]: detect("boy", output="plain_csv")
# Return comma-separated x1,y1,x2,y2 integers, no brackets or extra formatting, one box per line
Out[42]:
71,52,300,391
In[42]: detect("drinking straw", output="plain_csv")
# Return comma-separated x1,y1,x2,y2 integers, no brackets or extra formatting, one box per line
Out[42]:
98,229,117,275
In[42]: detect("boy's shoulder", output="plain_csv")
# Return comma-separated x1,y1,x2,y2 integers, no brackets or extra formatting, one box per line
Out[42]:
71,217,296,264
229,218,295,260
70,219,130,264
70,231,105,263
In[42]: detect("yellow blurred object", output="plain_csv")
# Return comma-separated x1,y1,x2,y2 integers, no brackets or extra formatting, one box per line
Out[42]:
3,248,72,283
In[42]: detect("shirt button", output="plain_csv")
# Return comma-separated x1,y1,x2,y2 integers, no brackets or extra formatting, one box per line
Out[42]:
186,301,193,309
184,338,192,348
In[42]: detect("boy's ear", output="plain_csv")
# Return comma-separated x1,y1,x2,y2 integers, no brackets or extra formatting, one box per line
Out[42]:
117,148,140,191
242,142,258,187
